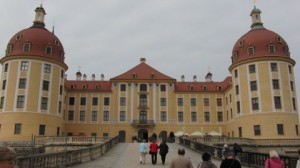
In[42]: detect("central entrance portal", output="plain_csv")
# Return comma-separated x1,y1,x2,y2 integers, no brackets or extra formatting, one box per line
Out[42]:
138,129,148,142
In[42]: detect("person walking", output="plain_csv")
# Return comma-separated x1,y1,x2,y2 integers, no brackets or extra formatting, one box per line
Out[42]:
0,146,17,168
169,148,193,168
139,139,148,164
264,150,284,168
220,151,241,168
158,140,169,165
233,143,242,161
197,152,217,168
149,140,159,165
222,144,229,159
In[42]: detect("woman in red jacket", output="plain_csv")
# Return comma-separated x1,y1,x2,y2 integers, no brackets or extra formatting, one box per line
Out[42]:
264,150,284,168
149,140,159,165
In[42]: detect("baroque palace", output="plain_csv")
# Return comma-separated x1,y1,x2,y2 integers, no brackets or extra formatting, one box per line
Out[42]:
0,5,299,143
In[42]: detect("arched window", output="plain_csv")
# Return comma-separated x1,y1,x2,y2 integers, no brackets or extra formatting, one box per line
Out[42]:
23,43,31,52
45,46,52,55
248,46,255,56
6,44,13,55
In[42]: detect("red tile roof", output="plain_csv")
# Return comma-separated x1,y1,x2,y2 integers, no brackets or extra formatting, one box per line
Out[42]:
64,80,111,92
110,62,175,82
175,76,232,92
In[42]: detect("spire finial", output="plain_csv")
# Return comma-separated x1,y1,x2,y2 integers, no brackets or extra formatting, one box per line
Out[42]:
52,18,55,34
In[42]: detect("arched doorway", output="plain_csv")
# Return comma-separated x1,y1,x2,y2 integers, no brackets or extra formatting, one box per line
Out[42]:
138,129,148,142
159,130,168,142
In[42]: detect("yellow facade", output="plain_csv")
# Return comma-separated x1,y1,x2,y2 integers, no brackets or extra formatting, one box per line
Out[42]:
0,5,299,143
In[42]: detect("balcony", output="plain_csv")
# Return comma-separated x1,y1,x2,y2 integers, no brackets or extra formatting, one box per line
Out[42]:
131,119,155,128
138,105,149,109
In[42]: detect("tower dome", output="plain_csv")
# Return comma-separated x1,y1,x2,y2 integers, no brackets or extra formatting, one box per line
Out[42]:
3,5,65,63
230,6,293,66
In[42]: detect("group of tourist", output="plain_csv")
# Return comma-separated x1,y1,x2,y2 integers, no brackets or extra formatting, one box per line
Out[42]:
138,140,294,168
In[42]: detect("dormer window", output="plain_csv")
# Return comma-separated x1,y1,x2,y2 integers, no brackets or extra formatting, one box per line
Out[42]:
132,73,137,79
203,86,207,91
276,36,282,43
268,45,275,54
248,46,255,56
95,85,100,90
16,34,22,41
83,85,88,90
6,44,13,55
284,46,290,56
239,40,244,47
23,43,31,52
150,73,154,78
190,85,194,91
45,46,52,55
71,85,76,90
217,86,222,91
54,39,60,46
233,51,238,60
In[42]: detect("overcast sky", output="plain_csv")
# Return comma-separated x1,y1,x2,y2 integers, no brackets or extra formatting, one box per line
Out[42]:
0,1,299,93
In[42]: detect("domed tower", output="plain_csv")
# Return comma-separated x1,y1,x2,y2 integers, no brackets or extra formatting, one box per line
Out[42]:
0,5,68,140
228,6,298,139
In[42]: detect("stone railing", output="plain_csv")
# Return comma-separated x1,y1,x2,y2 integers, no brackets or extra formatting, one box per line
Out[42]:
16,136,119,168
178,137,299,168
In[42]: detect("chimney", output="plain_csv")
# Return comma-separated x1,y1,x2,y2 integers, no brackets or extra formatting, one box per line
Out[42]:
101,74,104,81
181,75,185,82
83,74,87,81
92,74,95,81
193,75,197,82
140,58,146,63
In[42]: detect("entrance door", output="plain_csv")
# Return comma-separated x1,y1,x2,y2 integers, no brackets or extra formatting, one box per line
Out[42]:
138,129,148,142
119,130,126,142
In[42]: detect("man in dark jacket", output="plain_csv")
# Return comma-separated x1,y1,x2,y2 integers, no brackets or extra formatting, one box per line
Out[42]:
158,140,169,164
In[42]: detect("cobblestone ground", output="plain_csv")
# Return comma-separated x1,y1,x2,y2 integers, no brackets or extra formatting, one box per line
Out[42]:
71,142,226,168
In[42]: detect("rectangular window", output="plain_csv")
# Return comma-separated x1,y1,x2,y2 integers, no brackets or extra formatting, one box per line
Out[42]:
178,112,183,122
191,112,197,122
69,97,75,105
274,96,282,109
292,98,297,110
42,80,49,91
238,127,242,137
254,125,261,136
44,64,51,73
103,111,109,121
177,98,183,106
2,80,6,90
160,85,166,92
68,111,74,121
59,85,63,95
288,65,293,74
120,111,126,121
0,96,5,109
61,70,64,78
272,79,280,89
271,63,278,72
277,124,284,135
160,98,166,106
120,97,126,106
250,81,257,91
204,111,210,122
249,64,256,73
252,97,259,110
80,97,86,106
290,81,294,91
4,63,9,72
120,84,126,91
39,125,46,135
161,111,167,122
296,125,299,136
217,112,223,122
17,95,25,108
92,97,98,106
237,101,241,114
234,69,238,78
58,101,62,113
20,61,29,70
190,98,196,106
269,45,275,53
91,111,98,121
217,98,222,106
104,97,110,106
79,111,85,121
14,123,22,134
204,98,209,106
41,97,48,110
248,47,254,56
235,85,239,95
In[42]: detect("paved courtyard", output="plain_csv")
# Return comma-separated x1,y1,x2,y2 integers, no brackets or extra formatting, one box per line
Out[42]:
71,142,224,168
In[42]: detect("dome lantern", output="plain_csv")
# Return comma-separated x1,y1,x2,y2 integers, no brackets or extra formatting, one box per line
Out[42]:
250,6,264,29
33,5,46,28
